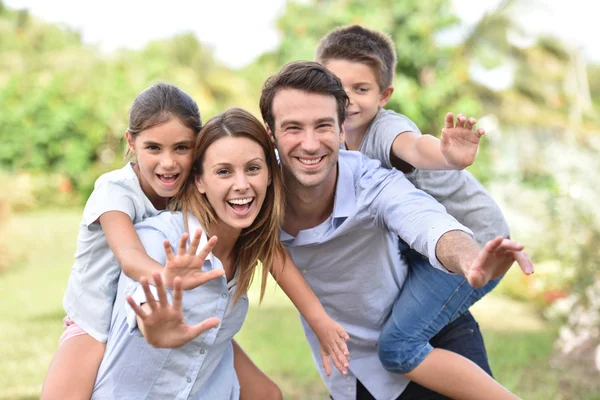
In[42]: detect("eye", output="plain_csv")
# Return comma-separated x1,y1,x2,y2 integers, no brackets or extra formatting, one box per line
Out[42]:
146,145,160,151
356,87,368,93
285,126,300,133
175,145,191,152
216,169,231,176
247,164,262,173
316,123,333,131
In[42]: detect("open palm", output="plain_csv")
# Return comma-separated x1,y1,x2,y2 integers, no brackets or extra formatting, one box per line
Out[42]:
440,112,485,169
127,272,220,348
162,229,224,290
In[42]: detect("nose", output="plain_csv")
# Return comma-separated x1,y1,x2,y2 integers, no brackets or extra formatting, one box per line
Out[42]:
233,172,250,191
160,152,176,169
301,130,320,153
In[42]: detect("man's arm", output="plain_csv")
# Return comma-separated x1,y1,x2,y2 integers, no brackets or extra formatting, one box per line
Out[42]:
435,230,534,288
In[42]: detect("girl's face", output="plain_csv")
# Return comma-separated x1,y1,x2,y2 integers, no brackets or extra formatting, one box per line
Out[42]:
195,136,270,234
127,118,195,209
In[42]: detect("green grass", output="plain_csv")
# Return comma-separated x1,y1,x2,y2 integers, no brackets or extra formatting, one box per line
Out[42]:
0,208,597,399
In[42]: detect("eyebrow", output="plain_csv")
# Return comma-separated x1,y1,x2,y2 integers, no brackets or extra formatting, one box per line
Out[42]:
211,157,266,168
280,117,336,128
142,140,193,146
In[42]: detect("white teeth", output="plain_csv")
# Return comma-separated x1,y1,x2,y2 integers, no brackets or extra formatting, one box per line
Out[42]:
228,198,252,205
298,157,322,165
159,174,176,178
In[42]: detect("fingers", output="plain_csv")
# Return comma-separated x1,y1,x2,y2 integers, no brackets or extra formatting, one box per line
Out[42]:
444,112,455,129
321,354,332,377
496,238,525,253
475,128,485,138
177,232,189,256
164,239,175,261
196,269,226,286
513,250,535,275
465,117,477,131
188,317,221,340
126,295,148,320
188,229,202,256
140,276,158,310
153,272,169,307
172,277,183,310
455,113,467,128
197,236,218,261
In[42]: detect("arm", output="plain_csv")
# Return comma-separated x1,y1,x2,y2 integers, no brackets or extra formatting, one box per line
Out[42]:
435,231,534,288
271,252,349,376
99,211,164,282
390,113,484,171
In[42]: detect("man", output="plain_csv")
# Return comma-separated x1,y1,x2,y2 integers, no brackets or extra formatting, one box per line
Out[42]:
259,61,532,400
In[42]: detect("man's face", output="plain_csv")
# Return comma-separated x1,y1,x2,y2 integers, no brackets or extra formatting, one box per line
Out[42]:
270,88,344,189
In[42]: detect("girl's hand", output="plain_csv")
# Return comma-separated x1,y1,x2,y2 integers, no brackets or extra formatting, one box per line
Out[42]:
126,272,220,348
162,229,224,290
313,317,350,376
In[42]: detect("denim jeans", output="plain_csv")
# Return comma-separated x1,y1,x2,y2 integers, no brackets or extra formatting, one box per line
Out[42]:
356,310,492,400
377,241,500,374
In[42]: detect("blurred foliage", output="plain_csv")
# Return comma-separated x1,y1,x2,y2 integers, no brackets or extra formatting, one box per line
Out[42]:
1,0,599,306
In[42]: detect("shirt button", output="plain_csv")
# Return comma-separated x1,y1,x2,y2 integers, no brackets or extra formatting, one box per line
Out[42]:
186,377,192,383
346,376,351,381
347,386,353,392
199,349,205,355
221,293,227,298
302,269,308,274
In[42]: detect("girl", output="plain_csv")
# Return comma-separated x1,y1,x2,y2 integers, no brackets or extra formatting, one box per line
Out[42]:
41,85,281,399
91,108,350,398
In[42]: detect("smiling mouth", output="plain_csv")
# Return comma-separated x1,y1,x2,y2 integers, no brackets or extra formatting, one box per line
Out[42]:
227,197,254,215
347,111,359,118
157,174,180,186
297,156,324,166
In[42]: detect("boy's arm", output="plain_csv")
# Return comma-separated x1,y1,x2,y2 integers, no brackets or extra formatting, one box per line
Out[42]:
271,252,349,376
390,113,484,171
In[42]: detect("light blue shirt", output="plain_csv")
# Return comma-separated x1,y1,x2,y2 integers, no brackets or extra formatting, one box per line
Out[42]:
281,151,472,400
92,212,248,400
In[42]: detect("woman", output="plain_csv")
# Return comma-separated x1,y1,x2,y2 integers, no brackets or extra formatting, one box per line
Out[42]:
91,108,350,399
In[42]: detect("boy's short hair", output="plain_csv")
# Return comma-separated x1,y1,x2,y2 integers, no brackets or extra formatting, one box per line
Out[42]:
260,61,349,133
316,25,397,90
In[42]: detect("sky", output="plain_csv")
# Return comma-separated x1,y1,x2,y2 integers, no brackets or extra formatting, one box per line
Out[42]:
5,0,599,68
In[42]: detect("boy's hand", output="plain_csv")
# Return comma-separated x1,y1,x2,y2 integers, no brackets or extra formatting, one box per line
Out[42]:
127,272,221,348
440,112,485,169
313,317,350,376
465,237,535,288
162,229,224,290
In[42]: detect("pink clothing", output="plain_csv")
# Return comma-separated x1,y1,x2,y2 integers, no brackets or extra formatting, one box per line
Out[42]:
59,317,88,346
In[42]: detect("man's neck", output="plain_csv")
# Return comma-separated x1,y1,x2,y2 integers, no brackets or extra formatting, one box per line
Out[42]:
282,166,338,236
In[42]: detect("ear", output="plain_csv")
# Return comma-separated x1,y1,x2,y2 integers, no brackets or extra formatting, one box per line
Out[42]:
125,130,136,153
378,85,394,107
194,175,206,194
266,124,276,146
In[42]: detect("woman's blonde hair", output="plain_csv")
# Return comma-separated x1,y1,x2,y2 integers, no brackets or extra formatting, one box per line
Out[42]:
173,107,286,303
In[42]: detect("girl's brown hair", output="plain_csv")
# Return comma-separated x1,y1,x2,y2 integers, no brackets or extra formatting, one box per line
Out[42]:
174,107,286,303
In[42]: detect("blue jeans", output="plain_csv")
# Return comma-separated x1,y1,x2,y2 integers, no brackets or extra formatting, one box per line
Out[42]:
377,241,501,374
355,310,492,400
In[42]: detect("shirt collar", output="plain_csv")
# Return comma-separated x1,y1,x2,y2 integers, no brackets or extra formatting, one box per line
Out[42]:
186,213,215,267
331,152,356,223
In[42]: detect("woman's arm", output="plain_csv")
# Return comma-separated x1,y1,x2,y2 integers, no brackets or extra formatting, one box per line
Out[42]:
271,252,349,376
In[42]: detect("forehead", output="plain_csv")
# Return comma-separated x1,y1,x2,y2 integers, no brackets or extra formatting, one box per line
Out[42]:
271,89,339,126
204,136,265,162
138,118,195,142
324,59,379,84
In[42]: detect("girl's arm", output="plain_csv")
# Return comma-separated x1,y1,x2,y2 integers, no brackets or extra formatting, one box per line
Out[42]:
100,211,164,281
271,252,349,376
99,211,223,289
390,113,484,170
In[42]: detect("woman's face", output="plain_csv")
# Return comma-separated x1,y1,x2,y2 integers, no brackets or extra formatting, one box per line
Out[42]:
195,136,271,233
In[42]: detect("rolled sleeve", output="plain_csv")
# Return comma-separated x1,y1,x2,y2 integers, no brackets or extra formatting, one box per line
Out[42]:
362,156,473,272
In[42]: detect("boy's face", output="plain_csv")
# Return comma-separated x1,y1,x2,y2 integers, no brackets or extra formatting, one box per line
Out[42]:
324,59,393,137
